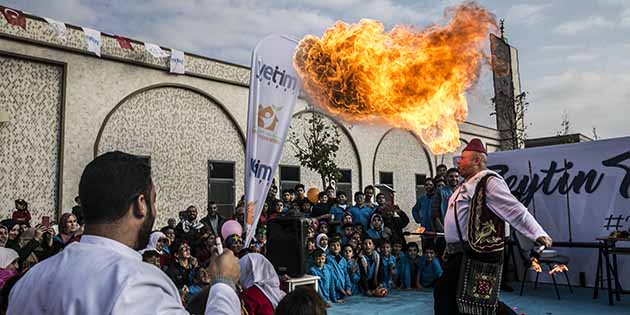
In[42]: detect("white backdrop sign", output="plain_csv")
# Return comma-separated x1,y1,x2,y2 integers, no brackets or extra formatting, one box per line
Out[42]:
488,137,630,287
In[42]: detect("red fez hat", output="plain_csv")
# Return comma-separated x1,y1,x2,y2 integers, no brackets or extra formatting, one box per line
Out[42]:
463,138,487,154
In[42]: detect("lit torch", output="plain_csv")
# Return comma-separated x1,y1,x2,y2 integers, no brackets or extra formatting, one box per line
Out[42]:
293,3,498,155
549,264,568,275
530,257,542,273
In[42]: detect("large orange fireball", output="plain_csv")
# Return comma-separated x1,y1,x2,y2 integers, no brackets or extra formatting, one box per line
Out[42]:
293,2,497,154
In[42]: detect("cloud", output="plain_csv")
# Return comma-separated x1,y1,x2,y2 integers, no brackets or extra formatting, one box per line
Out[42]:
565,53,599,62
506,3,548,24
527,71,630,138
553,16,615,35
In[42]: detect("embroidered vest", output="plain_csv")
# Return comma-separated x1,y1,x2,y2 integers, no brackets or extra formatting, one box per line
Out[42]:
467,174,505,253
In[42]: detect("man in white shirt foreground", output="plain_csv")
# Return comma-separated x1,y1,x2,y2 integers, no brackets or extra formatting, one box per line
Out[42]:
433,139,553,315
8,151,241,315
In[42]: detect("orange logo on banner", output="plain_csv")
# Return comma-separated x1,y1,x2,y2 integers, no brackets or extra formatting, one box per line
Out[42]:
246,201,256,225
257,105,279,132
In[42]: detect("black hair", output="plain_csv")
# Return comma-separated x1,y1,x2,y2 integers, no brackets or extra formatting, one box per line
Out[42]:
380,240,391,247
282,189,292,195
79,151,152,224
437,164,447,170
423,243,436,252
336,191,347,198
354,191,364,198
275,286,328,315
160,226,174,234
142,250,160,259
312,248,325,258
318,192,327,198
342,223,354,230
364,185,375,192
446,168,459,176
425,177,434,183
294,183,305,191
407,242,419,250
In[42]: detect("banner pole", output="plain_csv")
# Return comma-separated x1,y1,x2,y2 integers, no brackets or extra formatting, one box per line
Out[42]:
563,158,573,243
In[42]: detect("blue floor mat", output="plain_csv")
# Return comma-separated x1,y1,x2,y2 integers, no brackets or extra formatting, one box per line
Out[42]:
328,283,630,315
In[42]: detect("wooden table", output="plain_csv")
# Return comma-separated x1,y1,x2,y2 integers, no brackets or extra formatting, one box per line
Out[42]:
594,237,630,305
282,275,320,293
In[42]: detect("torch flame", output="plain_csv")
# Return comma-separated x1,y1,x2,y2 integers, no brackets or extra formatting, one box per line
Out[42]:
416,227,426,234
293,2,497,154
530,258,542,273
549,264,568,275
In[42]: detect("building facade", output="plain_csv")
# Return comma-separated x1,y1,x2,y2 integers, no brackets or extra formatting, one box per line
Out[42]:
0,14,501,228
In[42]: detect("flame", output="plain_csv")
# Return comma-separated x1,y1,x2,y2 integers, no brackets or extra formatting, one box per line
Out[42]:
530,258,542,273
416,227,426,234
549,264,568,275
293,2,497,154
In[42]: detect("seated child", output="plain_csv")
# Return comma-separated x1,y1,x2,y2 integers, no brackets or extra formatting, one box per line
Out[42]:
405,242,422,289
342,244,361,295
418,245,443,288
379,241,397,289
326,239,353,298
341,223,354,245
142,250,161,268
308,249,344,304
366,213,386,241
358,237,385,296
391,239,407,288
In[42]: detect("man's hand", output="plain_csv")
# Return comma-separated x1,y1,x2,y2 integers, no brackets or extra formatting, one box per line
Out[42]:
536,235,553,248
209,249,240,284
344,289,352,296
33,225,46,242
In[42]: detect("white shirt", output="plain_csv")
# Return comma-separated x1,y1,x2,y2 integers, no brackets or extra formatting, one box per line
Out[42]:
205,282,241,315
444,170,548,244
8,235,189,315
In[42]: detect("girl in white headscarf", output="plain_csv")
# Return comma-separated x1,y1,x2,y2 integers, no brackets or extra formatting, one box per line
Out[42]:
139,231,168,267
239,253,285,315
316,233,329,252
0,248,19,289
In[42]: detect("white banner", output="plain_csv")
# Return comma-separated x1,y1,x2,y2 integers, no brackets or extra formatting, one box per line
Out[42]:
488,137,630,287
244,34,301,247
44,17,66,42
145,42,169,58
82,27,101,57
169,49,185,74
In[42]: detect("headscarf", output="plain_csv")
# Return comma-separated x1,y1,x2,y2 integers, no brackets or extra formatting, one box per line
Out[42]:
315,233,328,252
0,248,18,269
0,248,18,289
0,225,7,247
0,220,17,234
139,231,166,255
239,253,285,308
369,213,384,231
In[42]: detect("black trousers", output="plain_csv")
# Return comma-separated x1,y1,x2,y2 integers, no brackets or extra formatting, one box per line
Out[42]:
434,253,517,315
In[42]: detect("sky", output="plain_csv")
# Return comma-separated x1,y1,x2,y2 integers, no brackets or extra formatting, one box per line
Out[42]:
3,0,630,140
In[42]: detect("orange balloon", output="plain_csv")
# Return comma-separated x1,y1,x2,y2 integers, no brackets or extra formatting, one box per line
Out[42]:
307,187,320,204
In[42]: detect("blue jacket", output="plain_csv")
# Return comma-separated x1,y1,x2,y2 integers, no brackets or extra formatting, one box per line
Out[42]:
326,254,351,294
396,253,413,288
381,254,398,289
412,193,435,231
346,259,361,295
419,256,443,287
436,187,454,219
308,264,338,302
349,205,373,229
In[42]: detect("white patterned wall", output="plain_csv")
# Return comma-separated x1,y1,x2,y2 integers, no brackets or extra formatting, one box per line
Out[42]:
0,55,62,221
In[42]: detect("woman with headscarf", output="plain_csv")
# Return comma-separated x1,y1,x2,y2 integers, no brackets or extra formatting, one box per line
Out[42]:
239,253,285,315
315,233,328,252
366,213,391,242
0,225,9,248
1,220,20,250
52,213,81,253
0,248,19,289
139,231,169,267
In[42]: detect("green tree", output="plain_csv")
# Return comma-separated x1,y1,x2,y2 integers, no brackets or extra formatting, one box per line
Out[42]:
288,109,342,188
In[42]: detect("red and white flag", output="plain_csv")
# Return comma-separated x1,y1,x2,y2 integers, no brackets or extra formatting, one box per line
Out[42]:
115,35,133,50
0,6,27,29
